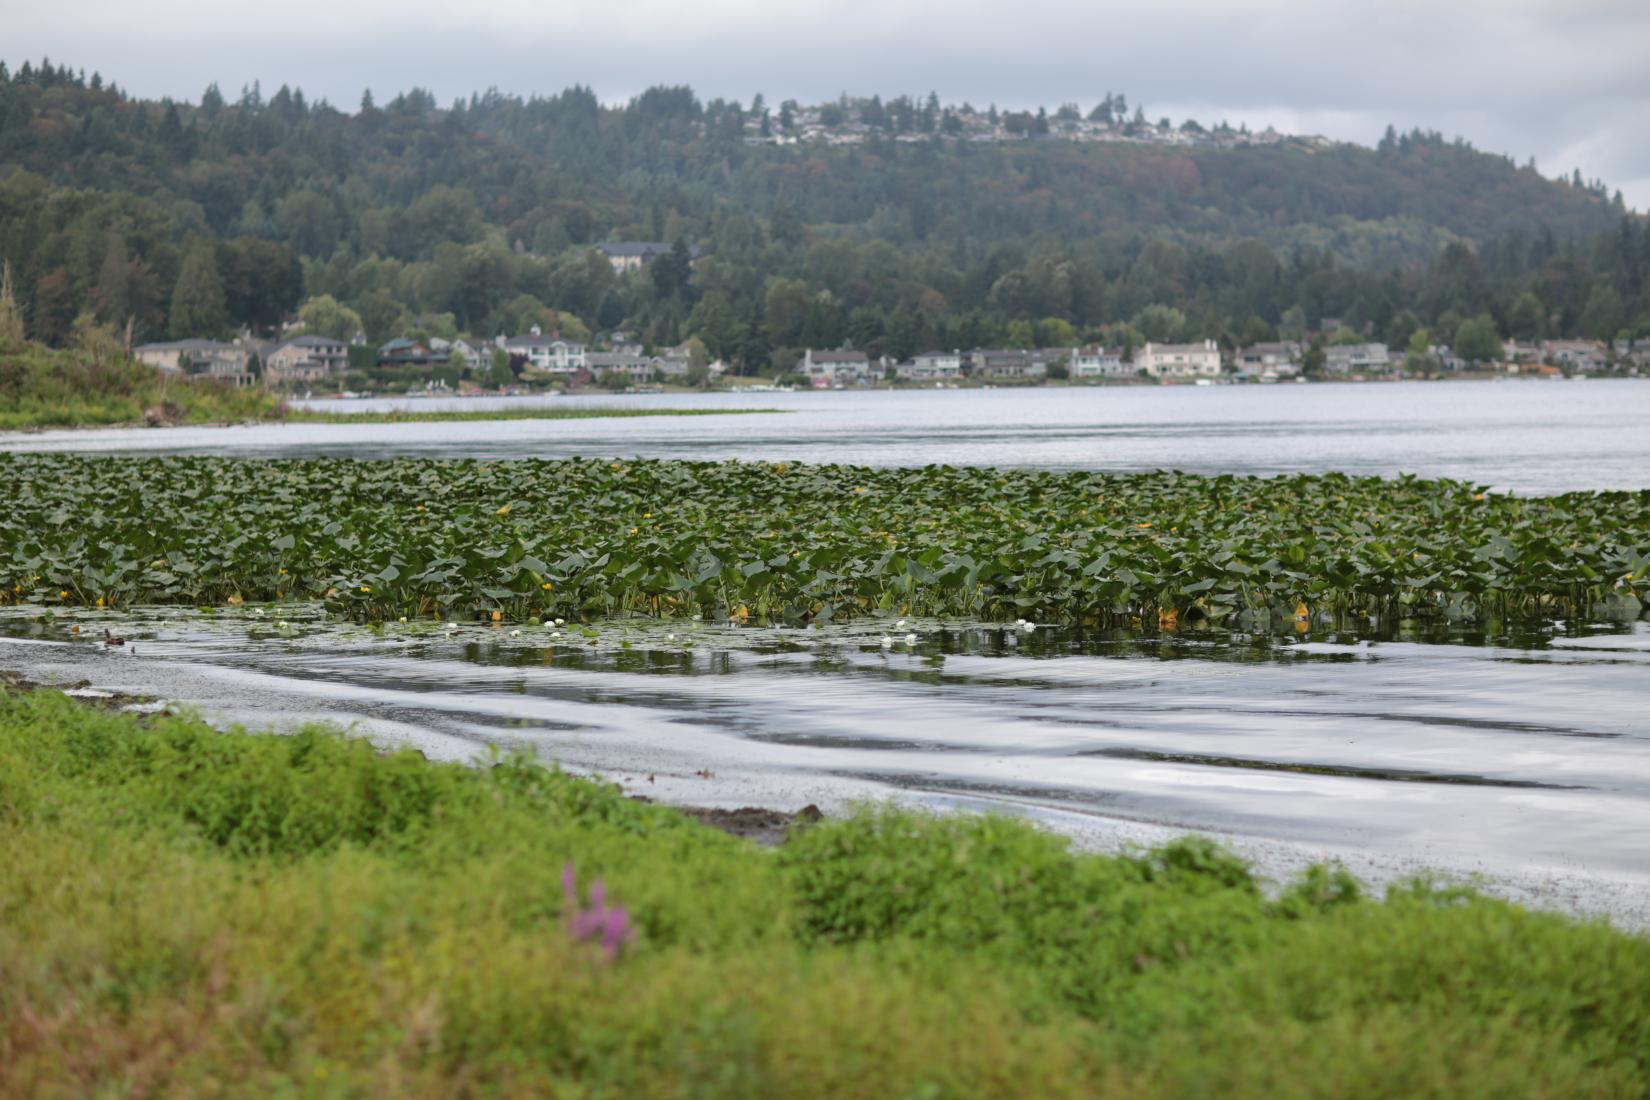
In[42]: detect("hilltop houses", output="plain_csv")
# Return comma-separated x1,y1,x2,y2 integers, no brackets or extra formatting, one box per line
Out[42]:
1138,340,1221,380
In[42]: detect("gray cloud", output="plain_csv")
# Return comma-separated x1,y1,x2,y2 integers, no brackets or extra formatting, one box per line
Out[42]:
6,0,1646,208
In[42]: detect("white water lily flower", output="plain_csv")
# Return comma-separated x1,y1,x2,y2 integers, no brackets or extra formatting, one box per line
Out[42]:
550,631,561,639
554,618,566,626
253,608,265,617
880,636,893,648
905,633,918,645
277,620,289,629
896,619,907,628
398,616,408,623
510,629,521,637
666,633,676,641
1023,622,1037,633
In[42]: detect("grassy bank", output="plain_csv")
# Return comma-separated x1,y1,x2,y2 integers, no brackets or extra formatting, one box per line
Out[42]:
285,405,781,424
0,340,282,430
2,455,1646,627
0,687,1645,1097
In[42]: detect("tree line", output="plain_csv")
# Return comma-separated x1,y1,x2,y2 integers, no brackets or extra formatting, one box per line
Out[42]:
0,57,1644,376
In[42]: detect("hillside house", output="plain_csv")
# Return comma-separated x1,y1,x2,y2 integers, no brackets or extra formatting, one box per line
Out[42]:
591,241,701,273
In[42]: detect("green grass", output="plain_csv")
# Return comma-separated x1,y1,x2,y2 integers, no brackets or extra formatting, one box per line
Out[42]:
1,687,1646,1097
2,455,1646,628
285,405,781,424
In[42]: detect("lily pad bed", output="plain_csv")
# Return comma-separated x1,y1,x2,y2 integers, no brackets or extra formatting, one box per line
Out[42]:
1,455,1645,628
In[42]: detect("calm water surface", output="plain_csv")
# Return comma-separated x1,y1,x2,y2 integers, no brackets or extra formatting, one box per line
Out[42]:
3,381,1648,918
4,379,1648,493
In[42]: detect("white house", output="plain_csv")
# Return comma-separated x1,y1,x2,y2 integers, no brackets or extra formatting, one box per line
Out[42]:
504,327,588,373
1069,344,1128,378
1138,339,1221,380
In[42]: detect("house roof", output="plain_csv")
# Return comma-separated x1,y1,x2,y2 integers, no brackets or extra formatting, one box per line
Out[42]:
276,334,344,352
135,339,239,353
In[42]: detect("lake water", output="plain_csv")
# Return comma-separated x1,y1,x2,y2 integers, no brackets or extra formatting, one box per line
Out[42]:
3,381,1648,921
4,379,1649,493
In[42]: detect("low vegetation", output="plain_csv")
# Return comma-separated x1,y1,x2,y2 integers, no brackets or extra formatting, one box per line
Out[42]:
1,456,1646,628
0,332,280,431
1,688,1645,1096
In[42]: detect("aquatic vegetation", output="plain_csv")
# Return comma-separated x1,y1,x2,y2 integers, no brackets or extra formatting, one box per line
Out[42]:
1,689,1647,1095
0,455,1645,628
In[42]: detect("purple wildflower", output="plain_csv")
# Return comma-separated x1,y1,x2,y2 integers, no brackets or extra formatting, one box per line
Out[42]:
561,861,634,961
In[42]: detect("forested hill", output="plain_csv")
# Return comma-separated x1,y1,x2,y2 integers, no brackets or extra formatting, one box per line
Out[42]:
1,59,1645,366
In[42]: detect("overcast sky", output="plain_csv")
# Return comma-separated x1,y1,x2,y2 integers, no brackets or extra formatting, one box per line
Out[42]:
7,0,1648,210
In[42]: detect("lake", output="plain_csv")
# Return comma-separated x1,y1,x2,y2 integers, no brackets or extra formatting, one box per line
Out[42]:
3,380,1648,922
3,378,1648,494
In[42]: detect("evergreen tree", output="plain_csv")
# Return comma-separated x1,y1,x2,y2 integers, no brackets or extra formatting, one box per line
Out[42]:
169,243,230,337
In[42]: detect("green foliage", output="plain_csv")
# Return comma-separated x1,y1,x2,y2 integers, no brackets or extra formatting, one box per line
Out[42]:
1,458,1644,627
296,293,363,341
167,241,229,338
0,65,1642,368
0,339,279,429
1,688,1647,1096
1454,313,1503,362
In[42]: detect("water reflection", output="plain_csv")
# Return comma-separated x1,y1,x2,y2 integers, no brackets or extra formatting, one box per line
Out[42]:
2,608,1647,921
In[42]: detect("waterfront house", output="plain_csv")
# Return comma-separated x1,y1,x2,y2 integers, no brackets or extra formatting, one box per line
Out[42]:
1542,339,1609,374
378,338,437,368
505,328,588,374
898,350,963,381
1138,339,1221,380
1069,344,1128,379
133,339,254,385
264,334,347,384
800,348,871,387
1234,341,1302,381
587,352,660,383
1324,342,1391,375
970,349,1047,380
